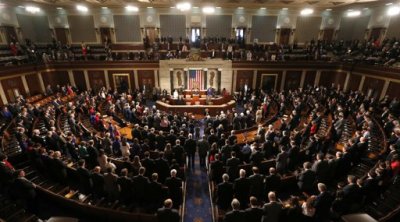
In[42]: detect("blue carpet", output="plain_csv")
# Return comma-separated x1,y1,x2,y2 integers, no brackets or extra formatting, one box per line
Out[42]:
183,156,213,222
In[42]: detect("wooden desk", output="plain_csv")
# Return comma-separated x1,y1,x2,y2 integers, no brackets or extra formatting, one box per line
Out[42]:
156,100,236,115
167,96,231,105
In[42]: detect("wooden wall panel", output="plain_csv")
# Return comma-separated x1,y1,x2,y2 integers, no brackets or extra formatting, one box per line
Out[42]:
304,71,316,87
137,70,155,90
347,74,362,92
386,82,400,99
319,71,346,88
108,70,135,90
284,71,302,90
236,70,253,91
256,70,282,91
1,77,26,102
73,71,86,91
362,77,384,99
25,74,42,96
41,71,69,88
87,70,106,91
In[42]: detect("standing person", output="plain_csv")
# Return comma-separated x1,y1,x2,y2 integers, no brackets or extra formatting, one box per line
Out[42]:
261,192,283,222
197,135,210,168
156,199,180,222
184,134,196,169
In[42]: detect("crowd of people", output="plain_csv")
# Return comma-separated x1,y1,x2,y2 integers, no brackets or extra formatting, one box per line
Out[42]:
0,80,400,222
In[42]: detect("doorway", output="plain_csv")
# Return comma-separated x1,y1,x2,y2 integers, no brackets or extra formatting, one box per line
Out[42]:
113,74,131,93
100,27,112,44
279,28,291,45
2,26,18,43
54,28,68,45
260,74,278,92
322,28,334,42
145,27,156,45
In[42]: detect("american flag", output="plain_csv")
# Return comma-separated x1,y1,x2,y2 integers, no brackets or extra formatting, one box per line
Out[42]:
188,69,203,89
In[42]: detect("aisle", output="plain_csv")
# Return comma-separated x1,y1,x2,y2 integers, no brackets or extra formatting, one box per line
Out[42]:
183,155,213,222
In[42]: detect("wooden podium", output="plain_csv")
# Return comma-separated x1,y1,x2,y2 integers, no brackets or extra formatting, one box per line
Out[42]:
192,94,199,104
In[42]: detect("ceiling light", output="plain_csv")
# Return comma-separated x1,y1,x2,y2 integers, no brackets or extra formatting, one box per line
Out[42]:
386,3,393,6
202,6,215,14
363,8,368,10
57,7,63,10
176,2,191,11
260,7,266,10
193,6,199,9
238,7,244,9
102,7,108,9
26,6,41,13
125,5,139,12
300,8,314,16
76,5,88,12
18,6,25,8
147,6,153,9
170,6,175,9
347,10,361,17
326,8,332,11
388,6,400,16
216,7,221,9
282,8,288,10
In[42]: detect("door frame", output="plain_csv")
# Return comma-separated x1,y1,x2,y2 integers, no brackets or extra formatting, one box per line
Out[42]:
260,74,278,91
112,73,131,90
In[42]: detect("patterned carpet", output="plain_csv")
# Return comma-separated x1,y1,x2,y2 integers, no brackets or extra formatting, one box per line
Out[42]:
183,156,213,222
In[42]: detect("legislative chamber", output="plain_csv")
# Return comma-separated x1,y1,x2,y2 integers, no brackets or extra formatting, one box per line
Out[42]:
0,1,400,222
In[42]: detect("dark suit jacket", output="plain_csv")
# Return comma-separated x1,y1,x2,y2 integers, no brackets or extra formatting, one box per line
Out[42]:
155,158,170,183
249,174,265,199
117,176,133,202
148,181,164,207
91,172,105,197
132,175,150,203
217,181,234,210
265,174,281,193
233,177,251,205
297,169,316,192
262,201,283,222
157,207,180,222
245,207,263,222
13,177,36,200
210,160,224,183
226,157,241,180
184,138,197,154
312,160,330,183
224,210,245,222
77,167,92,194
165,177,183,206
313,191,333,220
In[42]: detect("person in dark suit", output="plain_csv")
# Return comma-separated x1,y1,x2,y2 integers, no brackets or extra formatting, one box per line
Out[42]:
76,159,92,194
148,173,164,211
154,151,170,184
297,162,316,194
0,153,15,188
197,135,210,168
233,169,251,208
261,191,283,222
141,151,155,178
164,169,183,208
86,140,99,168
104,167,119,201
313,183,333,222
210,154,224,184
132,167,150,206
172,139,185,165
52,151,67,184
342,175,363,208
248,167,265,201
244,196,263,222
117,168,133,205
264,167,281,196
217,173,234,210
312,153,330,183
91,166,105,198
226,151,241,181
13,170,37,212
156,199,180,222
184,133,197,169
224,198,245,222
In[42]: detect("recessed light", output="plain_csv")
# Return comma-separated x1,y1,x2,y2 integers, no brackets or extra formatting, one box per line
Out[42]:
125,5,139,12
26,6,41,13
147,6,153,9
202,6,215,14
76,5,88,12
193,6,199,9
260,7,266,10
300,8,314,16
57,7,63,10
238,7,244,9
282,8,288,10
102,7,108,9
347,10,361,17
326,8,332,11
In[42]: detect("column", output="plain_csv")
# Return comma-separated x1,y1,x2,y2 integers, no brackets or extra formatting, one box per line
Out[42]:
280,70,286,91
154,69,159,88
68,70,76,87
314,70,321,86
133,70,139,89
299,70,306,89
84,70,91,90
104,70,110,89
0,82,8,105
232,70,237,93
37,72,45,93
358,76,365,91
203,68,208,89
21,75,29,95
380,80,390,100
343,72,351,92
252,70,257,89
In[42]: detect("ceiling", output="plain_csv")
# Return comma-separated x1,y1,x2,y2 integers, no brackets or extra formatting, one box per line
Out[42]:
3,0,395,9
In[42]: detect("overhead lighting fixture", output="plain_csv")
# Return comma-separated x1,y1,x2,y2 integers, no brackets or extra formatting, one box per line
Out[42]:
193,6,199,9
363,8,369,10
76,5,88,12
147,6,153,9
326,8,332,11
125,5,139,12
202,6,215,14
260,7,266,10
347,10,361,17
176,2,191,11
57,7,63,10
300,8,314,16
238,7,244,9
102,7,108,9
216,7,221,9
18,5,25,8
170,6,175,9
386,3,393,6
282,8,288,10
388,6,400,16
26,6,41,13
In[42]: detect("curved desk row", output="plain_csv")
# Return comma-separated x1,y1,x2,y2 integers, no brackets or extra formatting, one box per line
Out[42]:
155,100,236,116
